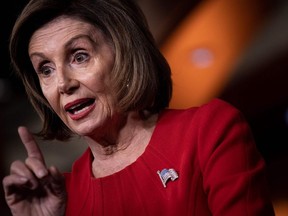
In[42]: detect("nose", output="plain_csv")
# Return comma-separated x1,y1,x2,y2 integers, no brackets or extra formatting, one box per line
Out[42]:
57,67,79,94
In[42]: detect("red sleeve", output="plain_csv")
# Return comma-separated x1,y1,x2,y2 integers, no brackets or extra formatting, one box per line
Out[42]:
197,99,275,216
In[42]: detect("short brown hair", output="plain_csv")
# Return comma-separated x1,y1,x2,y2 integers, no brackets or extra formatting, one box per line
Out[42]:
10,0,172,140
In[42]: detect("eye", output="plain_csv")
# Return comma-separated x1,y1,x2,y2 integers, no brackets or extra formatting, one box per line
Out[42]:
74,52,89,63
38,65,54,76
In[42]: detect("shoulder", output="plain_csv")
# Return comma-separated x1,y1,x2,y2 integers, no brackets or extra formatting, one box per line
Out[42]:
189,98,252,143
162,98,254,159
195,98,241,117
194,98,244,126
155,98,246,149
162,98,242,125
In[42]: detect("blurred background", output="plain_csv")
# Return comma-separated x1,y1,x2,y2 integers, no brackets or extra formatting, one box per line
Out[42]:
1,0,287,215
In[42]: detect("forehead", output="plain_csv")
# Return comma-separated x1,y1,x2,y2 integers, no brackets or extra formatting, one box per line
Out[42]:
29,16,100,50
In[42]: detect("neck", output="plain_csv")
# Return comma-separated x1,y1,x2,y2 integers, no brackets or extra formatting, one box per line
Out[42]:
84,111,158,177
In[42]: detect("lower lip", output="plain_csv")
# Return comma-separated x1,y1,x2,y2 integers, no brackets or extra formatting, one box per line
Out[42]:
67,103,96,120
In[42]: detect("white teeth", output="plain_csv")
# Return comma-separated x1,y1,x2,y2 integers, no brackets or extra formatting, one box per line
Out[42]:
74,106,90,114
70,103,82,110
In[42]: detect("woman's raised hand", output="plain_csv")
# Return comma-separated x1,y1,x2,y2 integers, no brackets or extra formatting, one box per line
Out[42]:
2,126,67,216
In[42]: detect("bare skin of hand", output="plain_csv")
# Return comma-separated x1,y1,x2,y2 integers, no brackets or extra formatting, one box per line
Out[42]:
2,126,67,216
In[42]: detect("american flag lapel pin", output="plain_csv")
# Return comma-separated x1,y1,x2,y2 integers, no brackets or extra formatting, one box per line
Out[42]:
157,168,179,188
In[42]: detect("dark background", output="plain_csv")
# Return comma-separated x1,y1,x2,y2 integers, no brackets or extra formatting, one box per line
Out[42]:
1,0,287,215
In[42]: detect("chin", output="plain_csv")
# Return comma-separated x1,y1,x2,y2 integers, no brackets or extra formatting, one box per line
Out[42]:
71,122,99,137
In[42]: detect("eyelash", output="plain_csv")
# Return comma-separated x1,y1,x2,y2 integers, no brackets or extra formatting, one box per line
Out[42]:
37,60,53,76
73,51,89,63
36,50,90,76
39,66,52,76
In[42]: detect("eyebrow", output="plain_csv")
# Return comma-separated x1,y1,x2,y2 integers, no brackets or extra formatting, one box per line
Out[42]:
29,34,96,59
29,51,46,59
65,34,97,49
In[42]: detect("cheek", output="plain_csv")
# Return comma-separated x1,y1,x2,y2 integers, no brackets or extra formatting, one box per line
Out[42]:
82,73,108,91
41,85,59,110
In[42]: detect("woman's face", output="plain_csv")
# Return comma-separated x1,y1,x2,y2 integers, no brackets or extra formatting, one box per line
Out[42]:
29,16,116,136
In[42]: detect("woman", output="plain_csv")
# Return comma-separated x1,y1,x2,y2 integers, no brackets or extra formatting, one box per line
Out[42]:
3,0,275,215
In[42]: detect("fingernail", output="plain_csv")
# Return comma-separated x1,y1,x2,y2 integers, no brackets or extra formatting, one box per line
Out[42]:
37,169,48,178
19,177,28,182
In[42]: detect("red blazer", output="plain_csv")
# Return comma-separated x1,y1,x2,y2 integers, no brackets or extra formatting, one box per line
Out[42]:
64,98,275,216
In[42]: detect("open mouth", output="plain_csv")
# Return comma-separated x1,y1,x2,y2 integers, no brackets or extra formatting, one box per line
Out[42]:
65,98,95,115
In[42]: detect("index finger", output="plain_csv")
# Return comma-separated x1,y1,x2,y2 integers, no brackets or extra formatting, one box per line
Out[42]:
18,126,45,164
